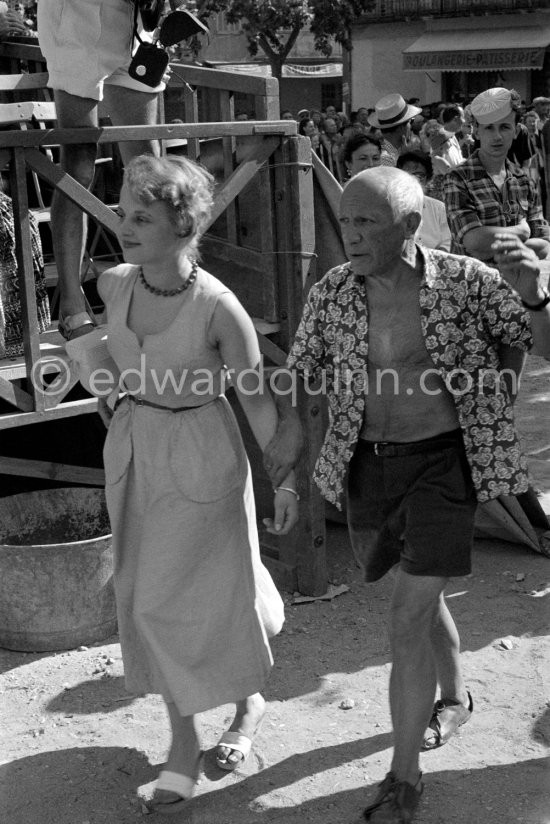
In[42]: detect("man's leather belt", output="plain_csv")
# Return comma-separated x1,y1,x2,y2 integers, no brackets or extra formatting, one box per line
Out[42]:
359,429,462,457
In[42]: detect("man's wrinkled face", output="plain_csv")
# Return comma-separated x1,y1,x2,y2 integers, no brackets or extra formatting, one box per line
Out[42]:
339,173,410,278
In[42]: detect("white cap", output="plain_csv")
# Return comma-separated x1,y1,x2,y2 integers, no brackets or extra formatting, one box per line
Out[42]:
470,88,512,125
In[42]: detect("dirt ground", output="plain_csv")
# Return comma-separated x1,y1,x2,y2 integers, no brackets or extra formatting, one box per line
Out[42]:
1,355,549,824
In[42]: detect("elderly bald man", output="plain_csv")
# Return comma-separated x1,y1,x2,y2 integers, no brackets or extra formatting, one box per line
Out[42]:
283,167,550,823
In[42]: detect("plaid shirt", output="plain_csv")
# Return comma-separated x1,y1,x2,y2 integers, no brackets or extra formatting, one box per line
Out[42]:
286,248,532,509
444,150,550,256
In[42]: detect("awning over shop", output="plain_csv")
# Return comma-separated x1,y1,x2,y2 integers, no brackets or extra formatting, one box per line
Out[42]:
403,27,550,72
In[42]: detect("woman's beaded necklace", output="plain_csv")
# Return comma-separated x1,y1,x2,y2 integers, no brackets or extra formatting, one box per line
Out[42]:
139,259,198,297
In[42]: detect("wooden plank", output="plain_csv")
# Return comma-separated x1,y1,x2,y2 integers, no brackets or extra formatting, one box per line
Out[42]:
0,101,41,124
201,235,265,270
0,41,45,64
0,121,296,148
219,91,238,245
0,456,105,486
256,333,287,366
24,148,119,232
0,375,33,412
0,72,49,92
169,62,280,98
43,374,81,410
0,337,67,381
271,135,327,596
312,171,347,280
207,136,281,228
255,151,278,321
311,151,343,220
0,397,98,430
184,85,199,161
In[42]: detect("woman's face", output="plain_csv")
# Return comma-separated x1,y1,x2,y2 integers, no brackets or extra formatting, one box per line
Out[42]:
303,120,319,138
116,184,184,268
524,112,537,133
347,142,382,176
400,160,429,192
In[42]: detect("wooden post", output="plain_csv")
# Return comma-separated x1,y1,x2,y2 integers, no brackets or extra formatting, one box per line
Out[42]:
271,135,327,596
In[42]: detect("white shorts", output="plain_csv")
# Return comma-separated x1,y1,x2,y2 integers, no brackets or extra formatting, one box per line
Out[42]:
37,0,165,101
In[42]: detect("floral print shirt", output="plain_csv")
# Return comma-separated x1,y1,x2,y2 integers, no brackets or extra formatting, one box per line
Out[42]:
286,246,533,509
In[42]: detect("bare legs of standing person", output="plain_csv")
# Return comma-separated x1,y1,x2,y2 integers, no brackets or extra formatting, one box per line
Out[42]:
52,85,160,339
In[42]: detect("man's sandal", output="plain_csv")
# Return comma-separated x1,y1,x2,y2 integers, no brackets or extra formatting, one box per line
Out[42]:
139,770,196,816
215,731,253,772
58,311,96,341
421,690,473,751
364,772,423,823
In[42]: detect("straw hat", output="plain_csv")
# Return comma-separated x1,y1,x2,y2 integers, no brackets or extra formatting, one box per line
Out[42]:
368,94,422,130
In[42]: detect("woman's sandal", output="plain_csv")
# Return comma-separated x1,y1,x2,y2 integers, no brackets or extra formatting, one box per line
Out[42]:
58,311,96,342
215,731,253,772
140,770,196,816
421,690,473,751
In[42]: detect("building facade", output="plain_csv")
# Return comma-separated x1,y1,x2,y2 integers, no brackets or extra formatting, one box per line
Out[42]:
182,12,343,117
349,0,550,109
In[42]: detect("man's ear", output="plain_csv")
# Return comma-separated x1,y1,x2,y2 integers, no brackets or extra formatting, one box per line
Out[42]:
404,211,422,238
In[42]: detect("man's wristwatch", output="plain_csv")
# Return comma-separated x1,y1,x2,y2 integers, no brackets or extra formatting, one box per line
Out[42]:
521,289,550,311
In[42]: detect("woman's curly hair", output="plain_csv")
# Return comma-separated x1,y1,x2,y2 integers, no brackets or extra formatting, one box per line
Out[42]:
123,154,215,259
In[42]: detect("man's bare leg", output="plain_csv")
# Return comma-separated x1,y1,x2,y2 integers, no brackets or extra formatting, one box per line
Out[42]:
430,593,469,704
50,90,98,332
388,569,447,785
102,84,160,164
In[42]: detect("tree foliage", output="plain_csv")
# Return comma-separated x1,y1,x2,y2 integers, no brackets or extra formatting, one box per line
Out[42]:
198,0,373,78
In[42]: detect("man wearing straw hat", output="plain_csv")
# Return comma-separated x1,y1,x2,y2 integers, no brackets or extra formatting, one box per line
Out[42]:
368,94,422,167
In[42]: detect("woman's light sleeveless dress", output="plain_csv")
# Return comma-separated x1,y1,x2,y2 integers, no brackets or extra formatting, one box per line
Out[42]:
99,264,284,716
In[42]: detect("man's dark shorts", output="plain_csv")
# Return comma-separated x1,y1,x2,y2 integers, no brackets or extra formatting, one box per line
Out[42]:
347,430,477,582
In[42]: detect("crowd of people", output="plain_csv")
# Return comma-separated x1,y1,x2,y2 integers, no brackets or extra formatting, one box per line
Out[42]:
286,92,550,218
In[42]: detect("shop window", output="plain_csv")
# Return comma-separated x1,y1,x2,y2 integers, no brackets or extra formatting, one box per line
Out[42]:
321,82,342,112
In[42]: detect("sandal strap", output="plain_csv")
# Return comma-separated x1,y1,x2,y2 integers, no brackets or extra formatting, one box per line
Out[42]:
364,772,423,821
59,312,96,341
216,731,252,759
424,691,473,748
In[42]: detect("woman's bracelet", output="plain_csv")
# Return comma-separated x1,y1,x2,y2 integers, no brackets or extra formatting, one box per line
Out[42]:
274,486,300,501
